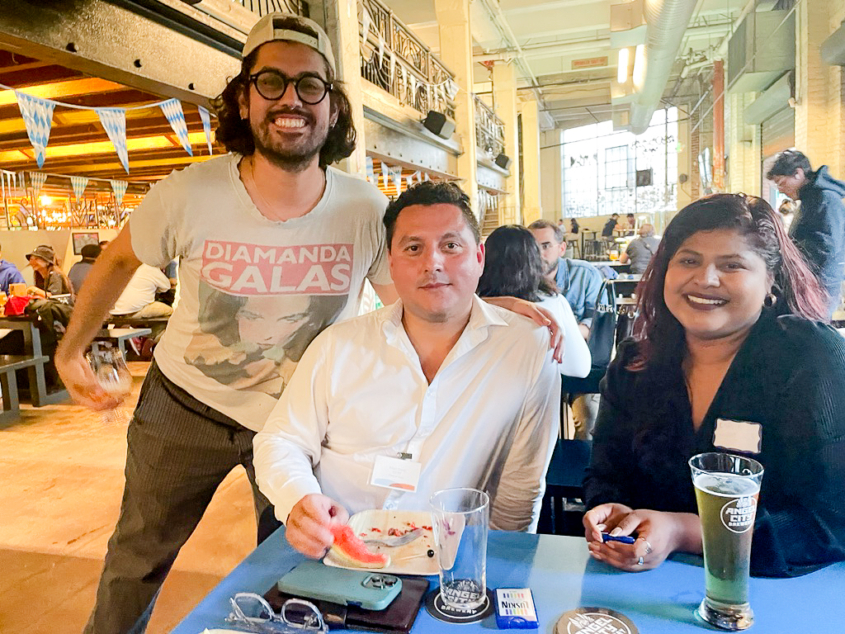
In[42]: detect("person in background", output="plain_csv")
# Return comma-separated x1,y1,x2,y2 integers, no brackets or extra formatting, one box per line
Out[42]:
254,183,560,557
0,242,25,294
68,244,101,296
558,218,565,227
583,194,845,577
626,213,636,235
778,198,797,232
602,213,619,239
110,264,174,321
767,149,845,316
619,223,660,274
26,245,73,299
570,218,580,235
529,219,603,439
99,240,110,250
477,225,591,379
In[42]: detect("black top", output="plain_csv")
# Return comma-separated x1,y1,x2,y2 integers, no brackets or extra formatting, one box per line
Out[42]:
584,310,845,577
601,218,617,237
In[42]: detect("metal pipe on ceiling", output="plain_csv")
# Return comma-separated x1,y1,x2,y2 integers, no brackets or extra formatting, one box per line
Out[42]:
629,0,699,134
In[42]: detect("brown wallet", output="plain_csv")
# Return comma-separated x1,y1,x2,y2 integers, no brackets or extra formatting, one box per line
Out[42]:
265,575,430,633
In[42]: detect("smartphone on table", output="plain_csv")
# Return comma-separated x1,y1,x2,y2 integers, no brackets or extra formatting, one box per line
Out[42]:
277,561,403,611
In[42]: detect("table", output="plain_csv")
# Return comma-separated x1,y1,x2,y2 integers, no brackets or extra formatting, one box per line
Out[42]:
0,315,68,405
173,529,845,633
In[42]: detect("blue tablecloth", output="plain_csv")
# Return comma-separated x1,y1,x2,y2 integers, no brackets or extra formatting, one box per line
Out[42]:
174,528,845,633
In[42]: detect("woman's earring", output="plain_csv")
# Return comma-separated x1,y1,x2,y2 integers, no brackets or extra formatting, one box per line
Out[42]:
764,292,777,307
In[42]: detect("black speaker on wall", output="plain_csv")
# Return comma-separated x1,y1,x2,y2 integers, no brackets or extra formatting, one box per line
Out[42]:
422,111,456,139
494,153,512,170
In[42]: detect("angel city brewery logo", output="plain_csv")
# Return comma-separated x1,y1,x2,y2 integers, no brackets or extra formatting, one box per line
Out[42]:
201,240,354,295
555,608,638,634
721,495,757,534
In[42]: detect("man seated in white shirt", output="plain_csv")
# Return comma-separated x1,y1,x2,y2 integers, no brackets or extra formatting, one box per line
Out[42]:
110,264,173,321
254,182,560,558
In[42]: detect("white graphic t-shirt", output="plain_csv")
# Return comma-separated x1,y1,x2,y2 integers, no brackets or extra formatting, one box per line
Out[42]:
130,154,391,431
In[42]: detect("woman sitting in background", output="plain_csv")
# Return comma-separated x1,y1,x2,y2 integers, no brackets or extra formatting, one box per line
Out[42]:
477,225,591,378
26,245,74,300
583,193,845,578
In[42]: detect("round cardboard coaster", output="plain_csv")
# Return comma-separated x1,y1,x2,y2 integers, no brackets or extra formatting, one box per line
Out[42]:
425,588,495,624
554,607,639,634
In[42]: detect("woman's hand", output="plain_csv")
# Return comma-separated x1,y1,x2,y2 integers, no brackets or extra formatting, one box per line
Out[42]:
27,286,46,298
482,296,564,362
584,506,701,572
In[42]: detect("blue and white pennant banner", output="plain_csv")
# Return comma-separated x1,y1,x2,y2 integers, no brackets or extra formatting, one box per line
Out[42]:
366,156,376,184
15,92,56,168
70,175,89,202
110,180,128,207
198,106,213,155
29,171,48,195
97,109,130,173
159,99,193,156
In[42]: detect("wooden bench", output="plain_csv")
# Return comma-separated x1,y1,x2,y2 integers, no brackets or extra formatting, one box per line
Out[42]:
0,354,50,426
94,328,153,357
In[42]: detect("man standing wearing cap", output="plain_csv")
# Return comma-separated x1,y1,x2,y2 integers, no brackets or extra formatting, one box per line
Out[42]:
56,14,398,634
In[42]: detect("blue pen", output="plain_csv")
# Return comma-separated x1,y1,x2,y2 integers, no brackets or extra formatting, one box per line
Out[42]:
601,532,636,545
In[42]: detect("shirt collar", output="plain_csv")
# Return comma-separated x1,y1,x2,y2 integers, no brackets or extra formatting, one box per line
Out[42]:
380,295,509,349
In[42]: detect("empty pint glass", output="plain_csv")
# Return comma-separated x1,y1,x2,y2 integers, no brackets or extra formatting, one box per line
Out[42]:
430,488,489,610
689,452,764,631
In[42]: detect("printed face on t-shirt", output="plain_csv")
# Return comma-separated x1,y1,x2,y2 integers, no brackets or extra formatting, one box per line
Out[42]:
236,294,310,348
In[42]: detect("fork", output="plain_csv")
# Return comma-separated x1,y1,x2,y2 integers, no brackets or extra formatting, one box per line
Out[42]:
362,528,424,548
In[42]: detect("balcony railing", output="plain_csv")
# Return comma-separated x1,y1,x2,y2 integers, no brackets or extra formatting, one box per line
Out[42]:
360,0,455,120
230,0,306,17
475,96,505,160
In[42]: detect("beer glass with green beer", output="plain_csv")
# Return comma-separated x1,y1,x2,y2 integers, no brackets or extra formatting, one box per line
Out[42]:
689,452,764,631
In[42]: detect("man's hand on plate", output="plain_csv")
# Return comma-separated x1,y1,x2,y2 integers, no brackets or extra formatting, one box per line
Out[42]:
286,494,349,558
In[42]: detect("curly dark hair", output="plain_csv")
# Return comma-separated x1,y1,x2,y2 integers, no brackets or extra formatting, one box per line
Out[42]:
631,193,828,371
477,225,558,302
383,182,480,249
766,149,814,180
211,16,356,167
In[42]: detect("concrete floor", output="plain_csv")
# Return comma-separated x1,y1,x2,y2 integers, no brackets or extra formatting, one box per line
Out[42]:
0,362,257,633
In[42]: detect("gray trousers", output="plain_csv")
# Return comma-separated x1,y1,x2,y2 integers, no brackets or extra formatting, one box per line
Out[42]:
85,362,281,634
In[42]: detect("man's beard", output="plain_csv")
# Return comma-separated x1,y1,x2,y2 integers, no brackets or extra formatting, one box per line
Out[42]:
251,108,330,173
544,258,558,276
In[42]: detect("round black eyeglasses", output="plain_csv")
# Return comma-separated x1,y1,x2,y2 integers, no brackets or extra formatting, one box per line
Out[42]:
249,70,332,105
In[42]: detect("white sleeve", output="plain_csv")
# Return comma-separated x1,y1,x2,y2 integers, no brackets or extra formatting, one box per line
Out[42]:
253,330,332,522
129,175,180,267
152,267,171,291
489,345,561,532
555,296,592,378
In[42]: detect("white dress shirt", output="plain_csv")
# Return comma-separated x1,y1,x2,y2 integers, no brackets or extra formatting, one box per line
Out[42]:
537,293,592,378
254,296,561,532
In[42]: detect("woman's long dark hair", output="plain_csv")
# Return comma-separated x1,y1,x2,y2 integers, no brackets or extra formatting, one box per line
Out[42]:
477,225,558,302
212,17,356,167
631,193,828,370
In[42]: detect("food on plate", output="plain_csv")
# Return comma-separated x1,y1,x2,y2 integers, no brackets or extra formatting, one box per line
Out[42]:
329,524,390,569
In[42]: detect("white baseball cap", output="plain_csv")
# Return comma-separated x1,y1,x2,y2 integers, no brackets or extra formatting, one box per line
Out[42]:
243,13,336,75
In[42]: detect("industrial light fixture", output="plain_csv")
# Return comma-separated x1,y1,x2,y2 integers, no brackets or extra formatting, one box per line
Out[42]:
617,48,630,84
633,44,646,89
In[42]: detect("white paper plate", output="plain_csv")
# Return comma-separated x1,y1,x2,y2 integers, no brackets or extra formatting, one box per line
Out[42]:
324,509,438,576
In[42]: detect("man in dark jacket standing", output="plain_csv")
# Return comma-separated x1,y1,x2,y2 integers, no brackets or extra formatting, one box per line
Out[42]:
768,150,845,315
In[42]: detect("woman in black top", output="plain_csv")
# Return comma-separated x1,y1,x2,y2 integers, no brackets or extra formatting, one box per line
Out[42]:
570,218,580,235
583,193,845,577
26,244,74,299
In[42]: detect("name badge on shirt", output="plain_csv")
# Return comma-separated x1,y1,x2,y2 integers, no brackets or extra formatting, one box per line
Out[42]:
370,455,421,492
713,419,762,454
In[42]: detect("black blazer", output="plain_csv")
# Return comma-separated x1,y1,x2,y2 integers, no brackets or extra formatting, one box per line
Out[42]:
584,310,845,577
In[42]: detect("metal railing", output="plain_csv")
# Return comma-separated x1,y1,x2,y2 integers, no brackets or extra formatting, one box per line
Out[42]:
474,96,505,160
230,0,306,17
360,0,455,120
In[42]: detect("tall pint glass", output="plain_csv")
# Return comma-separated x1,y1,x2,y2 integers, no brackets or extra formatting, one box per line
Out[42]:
430,488,489,610
689,452,764,631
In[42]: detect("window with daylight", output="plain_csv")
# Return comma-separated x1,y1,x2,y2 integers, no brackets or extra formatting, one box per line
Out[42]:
562,108,679,218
